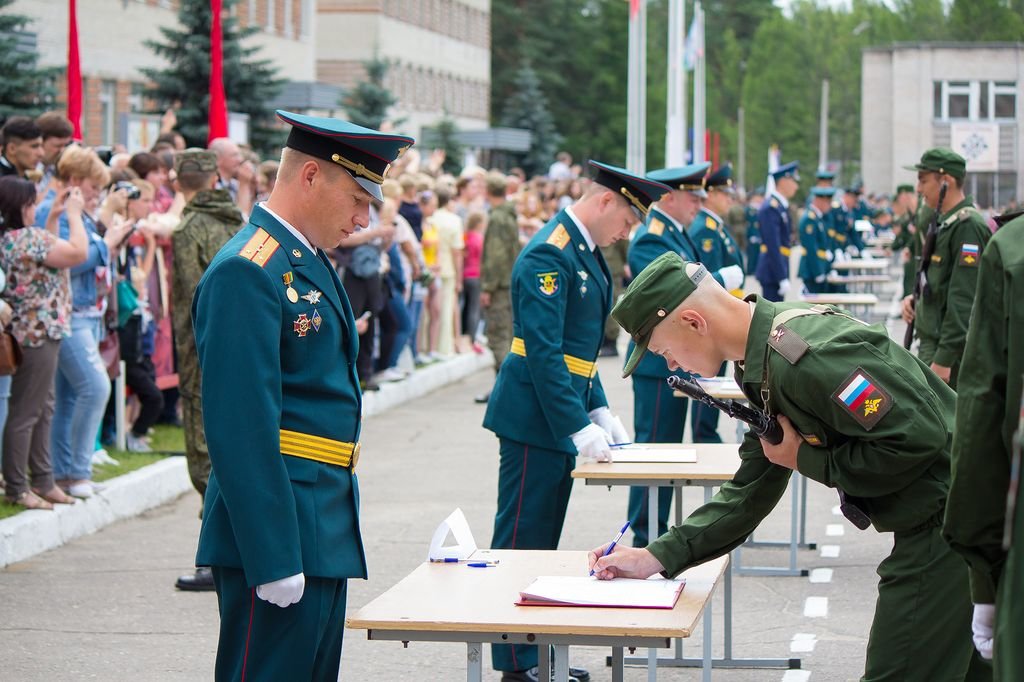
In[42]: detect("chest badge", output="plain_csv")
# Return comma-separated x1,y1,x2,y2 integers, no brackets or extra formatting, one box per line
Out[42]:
301,289,323,305
702,238,714,253
310,309,322,333
537,271,559,296
578,270,588,297
293,313,312,337
282,271,299,303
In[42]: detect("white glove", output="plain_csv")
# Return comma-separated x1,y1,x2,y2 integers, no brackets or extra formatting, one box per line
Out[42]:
847,245,861,257
972,604,995,660
778,278,790,296
589,406,630,444
571,423,613,462
717,264,744,291
257,572,305,608
829,269,839,279
814,274,826,283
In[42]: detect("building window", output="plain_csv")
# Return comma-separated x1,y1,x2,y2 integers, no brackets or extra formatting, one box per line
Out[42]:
283,0,292,36
128,83,146,113
966,172,1017,209
266,0,275,31
934,80,1017,121
99,80,117,145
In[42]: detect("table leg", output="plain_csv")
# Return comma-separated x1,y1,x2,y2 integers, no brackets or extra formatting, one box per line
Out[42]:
674,485,683,661
467,642,482,682
702,576,712,682
611,647,625,682
539,643,551,680
648,484,659,679
553,644,570,682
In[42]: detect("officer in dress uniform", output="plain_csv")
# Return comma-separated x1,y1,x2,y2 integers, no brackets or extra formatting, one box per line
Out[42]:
744,187,764,272
900,148,991,390
192,110,413,681
688,163,745,444
755,161,799,301
943,209,1024,673
592,251,989,681
798,187,836,293
483,161,670,682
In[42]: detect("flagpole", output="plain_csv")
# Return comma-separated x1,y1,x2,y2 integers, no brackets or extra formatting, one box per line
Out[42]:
665,0,686,166
818,78,830,172
626,0,647,173
67,0,82,139
691,1,706,164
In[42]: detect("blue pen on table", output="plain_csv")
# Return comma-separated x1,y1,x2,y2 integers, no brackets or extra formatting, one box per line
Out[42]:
430,558,500,566
609,442,633,449
589,521,631,576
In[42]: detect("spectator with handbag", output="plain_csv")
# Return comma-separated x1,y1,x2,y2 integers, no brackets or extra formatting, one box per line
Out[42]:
0,178,88,509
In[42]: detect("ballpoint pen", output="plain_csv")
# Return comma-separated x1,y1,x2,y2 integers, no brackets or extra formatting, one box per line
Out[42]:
590,521,630,576
609,442,633,448
430,558,501,565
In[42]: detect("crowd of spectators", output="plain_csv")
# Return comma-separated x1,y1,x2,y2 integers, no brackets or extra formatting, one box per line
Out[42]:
0,107,1016,512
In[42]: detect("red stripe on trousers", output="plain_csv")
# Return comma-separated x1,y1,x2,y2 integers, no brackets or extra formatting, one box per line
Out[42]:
242,588,255,681
510,445,529,548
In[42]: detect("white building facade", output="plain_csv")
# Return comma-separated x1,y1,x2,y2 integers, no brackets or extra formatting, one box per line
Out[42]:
862,42,1023,208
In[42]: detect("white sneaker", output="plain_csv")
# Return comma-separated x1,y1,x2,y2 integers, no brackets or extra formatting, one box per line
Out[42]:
375,367,406,383
126,434,152,453
92,448,120,467
67,481,94,498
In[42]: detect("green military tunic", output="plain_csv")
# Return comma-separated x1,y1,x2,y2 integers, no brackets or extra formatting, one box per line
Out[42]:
647,296,982,680
797,205,831,293
889,210,915,298
943,214,1024,676
480,199,521,370
689,208,745,288
912,197,990,388
483,207,612,673
998,392,1024,681
193,206,365,680
171,189,243,500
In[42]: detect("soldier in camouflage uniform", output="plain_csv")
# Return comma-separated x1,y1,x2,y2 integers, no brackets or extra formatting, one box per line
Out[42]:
477,172,522,404
171,149,244,591
889,184,918,297
599,238,630,356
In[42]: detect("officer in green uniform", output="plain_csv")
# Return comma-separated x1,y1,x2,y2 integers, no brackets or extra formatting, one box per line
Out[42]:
744,187,764,273
688,163,745,444
998,381,1024,681
625,162,746,546
483,161,670,682
477,171,521,404
889,184,918,297
798,187,836,294
599,237,630,356
944,210,1024,673
591,251,987,681
171,148,244,593
900,148,991,390
192,110,413,681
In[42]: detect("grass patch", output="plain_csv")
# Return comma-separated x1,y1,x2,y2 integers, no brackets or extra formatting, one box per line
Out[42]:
0,424,185,520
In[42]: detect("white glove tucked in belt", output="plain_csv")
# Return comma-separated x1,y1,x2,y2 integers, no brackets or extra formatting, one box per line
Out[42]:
572,423,613,462
257,572,305,608
778,278,791,296
717,264,744,291
588,406,630,444
972,603,995,660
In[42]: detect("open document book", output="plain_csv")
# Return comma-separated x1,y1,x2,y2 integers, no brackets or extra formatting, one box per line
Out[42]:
517,576,686,609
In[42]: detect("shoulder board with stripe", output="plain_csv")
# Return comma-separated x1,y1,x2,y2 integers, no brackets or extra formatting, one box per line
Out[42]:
546,224,571,249
648,218,665,236
705,216,717,230
770,198,779,208
238,228,280,268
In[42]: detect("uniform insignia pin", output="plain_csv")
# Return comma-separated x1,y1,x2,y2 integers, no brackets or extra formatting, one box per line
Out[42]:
292,249,302,258
282,271,299,303
301,289,323,305
580,285,587,297
577,270,588,281
293,313,311,337
311,309,322,333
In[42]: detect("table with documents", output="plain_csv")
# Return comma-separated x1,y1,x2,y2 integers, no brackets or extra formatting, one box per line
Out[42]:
346,550,729,682
573,444,802,672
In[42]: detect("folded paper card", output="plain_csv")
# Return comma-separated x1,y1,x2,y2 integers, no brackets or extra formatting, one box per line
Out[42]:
608,446,697,464
517,576,686,609
427,508,478,561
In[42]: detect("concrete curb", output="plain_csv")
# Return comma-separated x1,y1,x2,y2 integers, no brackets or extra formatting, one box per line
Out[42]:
0,351,493,568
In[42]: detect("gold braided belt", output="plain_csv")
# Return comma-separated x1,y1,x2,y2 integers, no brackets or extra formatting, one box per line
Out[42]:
280,429,360,470
509,337,598,378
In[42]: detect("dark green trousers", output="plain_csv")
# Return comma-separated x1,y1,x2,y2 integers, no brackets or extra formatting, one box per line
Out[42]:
211,567,347,682
863,523,988,681
490,438,575,672
628,375,687,547
996,476,1023,682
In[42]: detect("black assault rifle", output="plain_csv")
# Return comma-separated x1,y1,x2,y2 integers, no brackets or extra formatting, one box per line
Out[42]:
903,183,947,349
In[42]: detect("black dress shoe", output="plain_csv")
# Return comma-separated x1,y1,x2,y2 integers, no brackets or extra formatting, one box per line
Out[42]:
175,567,215,591
598,341,618,357
500,667,580,682
474,391,490,404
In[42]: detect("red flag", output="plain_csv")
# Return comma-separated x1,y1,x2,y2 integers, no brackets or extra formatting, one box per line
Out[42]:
630,0,640,19
207,0,229,143
67,0,82,138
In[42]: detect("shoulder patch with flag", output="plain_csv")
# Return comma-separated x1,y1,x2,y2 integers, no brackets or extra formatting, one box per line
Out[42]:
546,225,571,250
959,243,980,267
536,271,559,296
648,218,665,236
832,368,893,431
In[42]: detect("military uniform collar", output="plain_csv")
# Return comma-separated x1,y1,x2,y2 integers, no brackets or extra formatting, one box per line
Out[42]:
809,204,822,219
564,206,596,251
770,190,789,209
258,202,316,255
650,205,683,233
737,295,777,392
938,196,974,225
701,207,724,225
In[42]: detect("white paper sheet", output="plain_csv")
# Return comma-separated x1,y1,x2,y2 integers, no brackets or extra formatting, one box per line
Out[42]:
609,446,697,463
518,575,685,609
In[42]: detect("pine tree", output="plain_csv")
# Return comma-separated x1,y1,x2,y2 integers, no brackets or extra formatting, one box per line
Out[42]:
429,112,464,176
142,0,284,155
500,61,561,177
342,54,398,130
0,0,58,120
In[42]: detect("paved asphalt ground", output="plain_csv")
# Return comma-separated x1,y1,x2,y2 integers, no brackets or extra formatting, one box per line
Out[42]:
1,344,904,681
